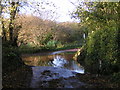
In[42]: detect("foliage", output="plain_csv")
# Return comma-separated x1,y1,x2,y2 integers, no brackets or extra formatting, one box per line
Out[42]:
73,2,120,75
1,0,85,51
110,72,120,84
2,43,25,73
14,15,84,51
46,40,60,49
85,28,119,74
55,22,84,44
0,0,58,45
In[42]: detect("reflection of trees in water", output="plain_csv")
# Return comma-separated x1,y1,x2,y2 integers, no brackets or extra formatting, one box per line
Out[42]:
22,53,74,66
64,58,84,71
22,55,53,66
50,55,68,67
38,60,50,66
22,53,84,73
50,55,84,73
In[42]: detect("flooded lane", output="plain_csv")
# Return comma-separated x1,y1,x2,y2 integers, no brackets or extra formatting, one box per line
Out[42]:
22,49,84,74
3,49,87,88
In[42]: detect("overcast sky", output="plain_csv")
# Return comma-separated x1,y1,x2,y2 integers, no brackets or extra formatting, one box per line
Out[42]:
22,0,79,22
48,0,78,22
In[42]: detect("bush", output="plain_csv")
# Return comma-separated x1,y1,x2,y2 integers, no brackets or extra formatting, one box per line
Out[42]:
2,45,25,73
110,72,120,84
46,40,62,49
84,27,119,75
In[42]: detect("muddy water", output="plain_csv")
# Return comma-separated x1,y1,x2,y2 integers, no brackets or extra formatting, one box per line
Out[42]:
22,49,84,74
21,49,86,88
3,49,86,88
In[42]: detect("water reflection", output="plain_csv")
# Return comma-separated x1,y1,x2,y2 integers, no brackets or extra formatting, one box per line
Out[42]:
49,55,84,73
49,55,68,67
22,51,84,74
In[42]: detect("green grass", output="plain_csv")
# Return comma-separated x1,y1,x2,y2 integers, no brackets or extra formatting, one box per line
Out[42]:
18,43,82,54
56,44,82,51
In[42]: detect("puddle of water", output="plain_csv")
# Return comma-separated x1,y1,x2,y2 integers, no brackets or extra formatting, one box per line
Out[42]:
22,50,84,74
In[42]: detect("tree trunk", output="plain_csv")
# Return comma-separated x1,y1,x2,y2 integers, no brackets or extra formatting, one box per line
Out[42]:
1,20,7,41
9,2,19,42
0,1,7,41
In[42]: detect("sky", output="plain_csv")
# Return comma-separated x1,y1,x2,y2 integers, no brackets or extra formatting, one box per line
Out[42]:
3,0,78,22
3,0,120,22
22,0,79,22
28,0,119,22
52,0,119,22
48,0,78,22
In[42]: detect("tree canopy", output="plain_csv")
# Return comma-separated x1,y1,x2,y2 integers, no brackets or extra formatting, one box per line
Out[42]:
73,2,120,75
